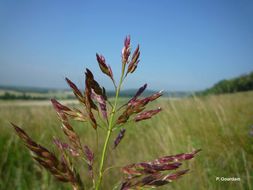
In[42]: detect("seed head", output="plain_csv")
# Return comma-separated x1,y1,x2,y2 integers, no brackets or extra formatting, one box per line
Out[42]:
96,53,114,82
127,45,140,74
114,128,126,149
120,149,201,189
134,107,162,122
122,35,131,65
11,123,80,186
84,145,94,178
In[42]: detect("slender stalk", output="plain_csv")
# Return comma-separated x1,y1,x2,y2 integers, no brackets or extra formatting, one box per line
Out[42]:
95,64,126,190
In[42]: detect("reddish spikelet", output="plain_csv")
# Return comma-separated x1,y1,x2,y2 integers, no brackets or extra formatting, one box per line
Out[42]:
51,99,83,150
53,138,80,157
129,90,163,109
117,99,148,125
51,99,71,112
51,99,87,122
65,78,84,103
147,90,163,102
122,162,181,176
113,128,126,149
84,145,94,178
127,45,140,74
117,90,163,125
51,99,68,121
96,53,114,82
85,88,97,129
85,69,98,109
143,170,189,187
120,170,189,190
151,149,201,164
85,69,98,129
108,66,114,82
120,149,200,189
61,121,82,151
53,138,70,150
164,169,189,181
116,102,144,125
11,123,80,186
134,107,162,122
128,83,147,105
87,69,106,97
122,35,131,65
91,89,107,120
67,108,87,122
131,90,163,107
86,101,97,129
96,54,107,73
85,68,107,103
84,68,108,128
84,145,94,164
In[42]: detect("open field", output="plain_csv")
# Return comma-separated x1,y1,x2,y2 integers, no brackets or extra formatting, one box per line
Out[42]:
0,92,253,190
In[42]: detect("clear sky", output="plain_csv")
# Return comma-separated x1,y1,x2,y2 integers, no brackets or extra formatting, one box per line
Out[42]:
0,0,253,91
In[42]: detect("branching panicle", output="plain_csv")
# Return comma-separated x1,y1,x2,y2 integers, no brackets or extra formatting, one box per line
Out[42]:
11,36,200,190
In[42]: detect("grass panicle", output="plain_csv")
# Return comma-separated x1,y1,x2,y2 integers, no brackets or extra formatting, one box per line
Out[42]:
11,36,200,190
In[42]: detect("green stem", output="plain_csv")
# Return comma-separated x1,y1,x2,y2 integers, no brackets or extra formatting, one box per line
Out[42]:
95,64,126,190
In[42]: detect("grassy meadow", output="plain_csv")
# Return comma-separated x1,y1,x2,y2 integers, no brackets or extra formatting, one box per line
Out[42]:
0,91,253,190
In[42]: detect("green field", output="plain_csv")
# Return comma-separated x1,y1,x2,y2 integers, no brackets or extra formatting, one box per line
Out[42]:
0,92,253,190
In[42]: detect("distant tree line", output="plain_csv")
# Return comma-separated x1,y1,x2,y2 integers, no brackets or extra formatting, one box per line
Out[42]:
198,71,253,95
0,92,75,100
0,92,48,100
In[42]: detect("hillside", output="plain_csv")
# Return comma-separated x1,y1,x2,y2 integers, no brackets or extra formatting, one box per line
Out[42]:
199,71,253,95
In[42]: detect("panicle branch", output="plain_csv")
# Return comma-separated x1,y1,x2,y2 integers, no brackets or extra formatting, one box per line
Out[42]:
11,123,81,188
120,149,201,189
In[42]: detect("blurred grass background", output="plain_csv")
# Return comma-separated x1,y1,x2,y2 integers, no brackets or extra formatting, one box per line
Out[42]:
0,91,253,190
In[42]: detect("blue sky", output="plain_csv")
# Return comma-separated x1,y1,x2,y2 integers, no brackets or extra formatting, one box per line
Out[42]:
0,0,253,91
